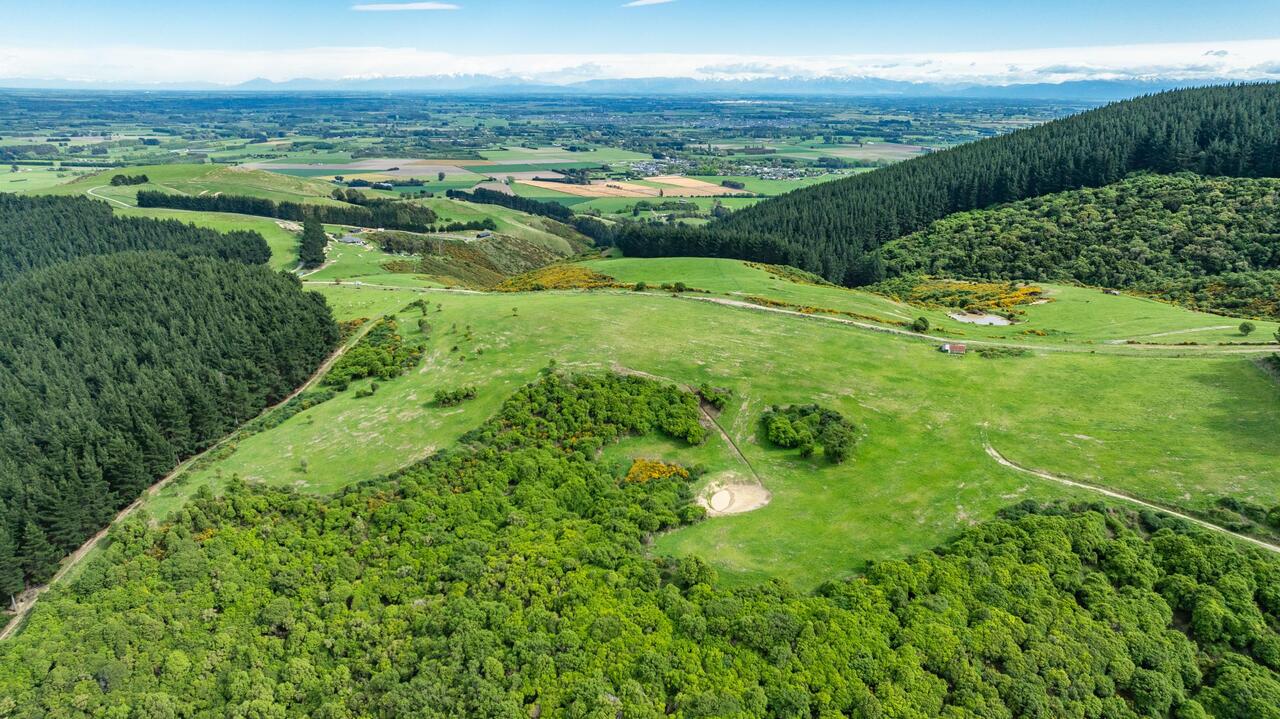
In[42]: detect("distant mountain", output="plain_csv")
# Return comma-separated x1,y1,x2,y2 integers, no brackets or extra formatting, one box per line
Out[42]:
0,74,1200,101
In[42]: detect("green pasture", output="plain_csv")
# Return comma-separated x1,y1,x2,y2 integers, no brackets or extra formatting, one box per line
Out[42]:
34,164,344,206
143,267,1280,588
115,207,301,269
0,167,87,192
579,257,1280,346
689,174,845,195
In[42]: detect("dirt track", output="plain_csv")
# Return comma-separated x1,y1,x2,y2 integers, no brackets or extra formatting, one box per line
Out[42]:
680,295,1280,356
0,323,375,642
984,443,1280,555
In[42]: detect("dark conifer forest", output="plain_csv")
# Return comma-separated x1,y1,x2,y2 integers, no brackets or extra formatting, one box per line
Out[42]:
613,84,1280,285
0,194,270,281
0,195,338,589
136,190,439,233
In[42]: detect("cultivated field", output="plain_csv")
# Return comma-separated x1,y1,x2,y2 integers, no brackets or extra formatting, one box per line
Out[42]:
519,176,749,198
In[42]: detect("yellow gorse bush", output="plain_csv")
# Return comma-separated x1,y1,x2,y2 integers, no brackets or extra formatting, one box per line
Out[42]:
624,458,690,484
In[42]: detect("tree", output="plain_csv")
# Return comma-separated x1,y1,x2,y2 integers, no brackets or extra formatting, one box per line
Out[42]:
438,171,446,182
1240,321,1256,336
298,216,328,268
911,316,930,333
19,521,61,584
0,528,24,607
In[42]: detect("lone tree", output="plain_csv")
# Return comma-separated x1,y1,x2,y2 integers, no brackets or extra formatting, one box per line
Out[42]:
298,216,328,268
911,316,930,333
1239,321,1256,337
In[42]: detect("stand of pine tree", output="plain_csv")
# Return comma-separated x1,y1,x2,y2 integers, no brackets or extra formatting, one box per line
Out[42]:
0,253,339,587
613,84,1280,286
136,190,438,233
0,194,270,281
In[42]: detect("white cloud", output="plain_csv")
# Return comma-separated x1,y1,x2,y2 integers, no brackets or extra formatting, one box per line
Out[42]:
3,38,1279,86
623,0,675,6
352,2,459,10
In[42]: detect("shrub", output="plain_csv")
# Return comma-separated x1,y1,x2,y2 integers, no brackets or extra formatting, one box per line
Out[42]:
762,404,857,463
697,383,733,411
624,459,689,484
324,317,425,386
434,386,478,406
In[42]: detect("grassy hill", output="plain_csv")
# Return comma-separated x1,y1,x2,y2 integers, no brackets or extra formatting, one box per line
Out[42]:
136,251,1280,589
881,173,1280,318
578,257,1280,345
34,163,345,206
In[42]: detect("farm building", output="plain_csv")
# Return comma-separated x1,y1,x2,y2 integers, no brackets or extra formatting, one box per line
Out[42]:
337,235,365,245
476,230,493,238
939,343,967,355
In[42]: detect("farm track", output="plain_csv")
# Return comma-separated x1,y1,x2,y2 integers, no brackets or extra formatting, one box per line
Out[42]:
0,322,377,642
679,295,1280,357
984,443,1280,555
85,186,133,208
611,365,763,486
309,282,1280,356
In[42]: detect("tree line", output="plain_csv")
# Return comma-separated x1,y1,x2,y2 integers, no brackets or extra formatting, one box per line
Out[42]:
2,373,1279,718
447,187,576,223
136,190,439,233
610,83,1280,286
0,193,269,281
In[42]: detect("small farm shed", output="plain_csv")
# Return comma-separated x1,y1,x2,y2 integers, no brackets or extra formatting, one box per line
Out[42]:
939,343,967,355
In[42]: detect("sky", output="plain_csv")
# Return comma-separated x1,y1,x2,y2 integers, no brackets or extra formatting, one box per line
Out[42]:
2,0,1279,85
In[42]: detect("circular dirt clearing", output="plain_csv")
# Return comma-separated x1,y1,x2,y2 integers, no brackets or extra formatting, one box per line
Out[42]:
697,472,771,517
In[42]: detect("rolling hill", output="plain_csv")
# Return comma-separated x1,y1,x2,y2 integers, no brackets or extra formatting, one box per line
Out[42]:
614,83,1280,285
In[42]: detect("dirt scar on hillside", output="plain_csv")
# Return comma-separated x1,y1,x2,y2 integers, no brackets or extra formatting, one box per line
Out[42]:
696,471,771,516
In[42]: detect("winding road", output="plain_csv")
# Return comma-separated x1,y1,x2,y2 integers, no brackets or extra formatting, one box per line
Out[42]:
85,186,133,208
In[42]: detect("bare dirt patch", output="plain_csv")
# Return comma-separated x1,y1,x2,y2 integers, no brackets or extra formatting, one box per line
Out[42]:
948,311,1013,326
697,472,771,516
648,175,749,195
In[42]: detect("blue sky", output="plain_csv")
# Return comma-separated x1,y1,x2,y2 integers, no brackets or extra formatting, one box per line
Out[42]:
2,0,1279,84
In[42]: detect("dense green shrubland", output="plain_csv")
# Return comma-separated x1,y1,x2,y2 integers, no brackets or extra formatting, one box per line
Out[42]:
1145,270,1280,320
0,193,269,280
762,404,857,463
3,374,1278,717
880,174,1280,293
612,84,1280,285
322,317,424,388
0,253,338,589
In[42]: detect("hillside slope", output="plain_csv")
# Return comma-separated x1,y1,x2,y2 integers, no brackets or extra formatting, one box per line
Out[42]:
617,83,1280,285
2,375,1279,717
0,193,270,280
0,253,338,588
878,173,1280,318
